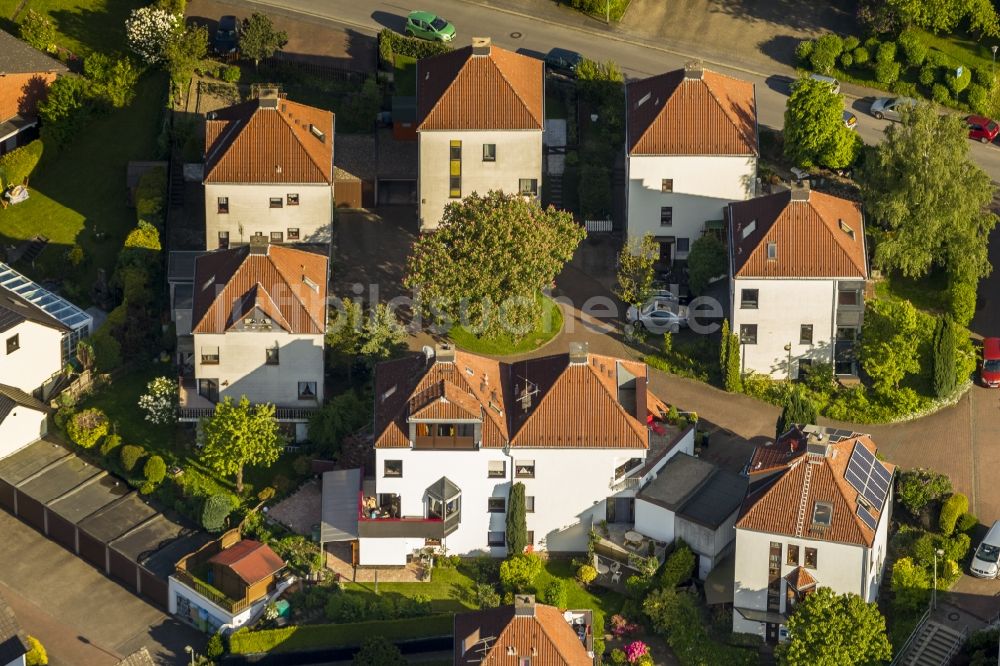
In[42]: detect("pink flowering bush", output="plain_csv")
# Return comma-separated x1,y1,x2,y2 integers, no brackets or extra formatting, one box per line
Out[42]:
624,640,649,664
610,614,639,637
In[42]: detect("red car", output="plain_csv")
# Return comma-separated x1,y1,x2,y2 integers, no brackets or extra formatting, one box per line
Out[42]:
982,337,1000,387
965,115,1000,144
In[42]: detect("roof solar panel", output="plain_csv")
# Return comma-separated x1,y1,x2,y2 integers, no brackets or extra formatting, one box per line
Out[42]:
852,443,875,465
845,467,867,495
857,505,878,530
846,442,892,514
863,485,882,506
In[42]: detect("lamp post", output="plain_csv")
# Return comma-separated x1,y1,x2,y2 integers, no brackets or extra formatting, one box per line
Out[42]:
784,343,793,380
932,548,944,609
993,45,998,83
184,646,195,666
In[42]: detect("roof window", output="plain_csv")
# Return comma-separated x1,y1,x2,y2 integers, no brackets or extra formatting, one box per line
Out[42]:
839,219,855,239
812,501,833,527
741,219,757,240
309,123,325,142
767,242,777,260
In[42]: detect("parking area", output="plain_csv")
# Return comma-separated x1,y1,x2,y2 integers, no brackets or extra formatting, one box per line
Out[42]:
332,206,418,303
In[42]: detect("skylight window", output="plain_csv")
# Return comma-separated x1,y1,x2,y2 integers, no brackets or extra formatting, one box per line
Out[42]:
839,219,855,239
309,124,325,141
741,219,757,240
812,501,833,527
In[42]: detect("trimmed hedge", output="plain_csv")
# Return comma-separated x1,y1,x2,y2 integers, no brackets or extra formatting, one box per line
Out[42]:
377,29,451,67
134,167,167,228
0,140,43,189
229,615,453,655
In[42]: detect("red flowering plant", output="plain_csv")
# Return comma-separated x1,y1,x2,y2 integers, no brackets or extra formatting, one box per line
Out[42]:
610,614,638,638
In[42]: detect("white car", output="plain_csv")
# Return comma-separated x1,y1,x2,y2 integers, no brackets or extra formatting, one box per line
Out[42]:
971,520,1000,578
792,73,841,95
626,298,689,334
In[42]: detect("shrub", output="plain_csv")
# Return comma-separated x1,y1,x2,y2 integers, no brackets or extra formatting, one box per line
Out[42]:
940,493,969,535
125,6,179,64
661,541,696,588
0,140,44,189
949,275,978,326
898,30,927,67
202,493,233,532
919,65,938,87
540,579,567,608
973,66,993,86
221,65,241,83
795,40,814,64
932,83,951,103
947,65,972,95
24,636,46,666
957,513,979,533
875,59,901,86
376,28,452,61
626,574,651,598
843,35,860,52
99,433,122,456
840,52,853,68
610,648,628,666
91,327,123,372
120,445,146,472
144,455,166,485
876,41,897,64
134,167,167,228
19,10,56,52
967,83,989,114
84,53,141,108
864,37,881,54
499,554,542,592
924,50,948,67
206,633,225,659
852,46,869,65
897,469,952,516
810,34,843,74
577,564,597,584
891,557,930,613
686,235,727,295
66,408,109,448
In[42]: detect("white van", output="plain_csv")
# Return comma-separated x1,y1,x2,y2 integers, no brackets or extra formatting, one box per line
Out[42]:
971,520,1000,578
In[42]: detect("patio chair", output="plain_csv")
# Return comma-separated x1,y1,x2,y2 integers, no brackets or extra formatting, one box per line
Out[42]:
611,570,621,584
609,561,621,573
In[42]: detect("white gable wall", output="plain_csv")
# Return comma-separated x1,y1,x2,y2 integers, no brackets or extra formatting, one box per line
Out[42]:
0,319,63,395
0,404,46,460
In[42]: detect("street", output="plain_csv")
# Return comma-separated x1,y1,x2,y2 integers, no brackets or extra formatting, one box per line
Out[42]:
241,0,1000,179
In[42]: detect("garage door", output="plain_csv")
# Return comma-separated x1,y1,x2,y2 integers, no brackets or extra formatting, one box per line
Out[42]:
377,180,417,205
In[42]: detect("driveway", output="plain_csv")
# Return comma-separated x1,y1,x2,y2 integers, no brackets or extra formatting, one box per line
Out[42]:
0,511,204,666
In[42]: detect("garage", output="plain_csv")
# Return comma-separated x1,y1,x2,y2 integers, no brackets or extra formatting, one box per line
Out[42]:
376,128,417,205
377,179,417,205
334,134,376,209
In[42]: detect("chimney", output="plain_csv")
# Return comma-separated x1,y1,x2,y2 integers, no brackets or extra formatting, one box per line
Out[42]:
248,235,269,255
569,341,588,365
806,430,830,457
435,343,456,364
683,60,704,80
258,87,280,109
791,180,810,202
472,36,491,56
514,594,536,617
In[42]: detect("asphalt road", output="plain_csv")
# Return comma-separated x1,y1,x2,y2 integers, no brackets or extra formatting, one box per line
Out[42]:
242,0,1000,179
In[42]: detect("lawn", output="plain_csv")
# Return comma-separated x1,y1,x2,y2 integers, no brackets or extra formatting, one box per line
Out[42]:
0,73,166,307
449,295,564,356
1,0,142,55
394,54,417,96
915,29,997,75
229,615,453,655
874,270,950,315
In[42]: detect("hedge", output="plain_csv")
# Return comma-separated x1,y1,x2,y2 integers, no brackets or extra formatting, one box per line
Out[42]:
229,614,454,655
0,140,43,189
377,29,451,66
134,167,167,228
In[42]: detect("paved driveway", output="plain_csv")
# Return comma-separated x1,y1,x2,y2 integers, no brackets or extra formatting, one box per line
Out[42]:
0,511,204,666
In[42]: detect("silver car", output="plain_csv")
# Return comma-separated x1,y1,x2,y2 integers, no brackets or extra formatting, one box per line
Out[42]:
626,298,689,334
870,97,917,121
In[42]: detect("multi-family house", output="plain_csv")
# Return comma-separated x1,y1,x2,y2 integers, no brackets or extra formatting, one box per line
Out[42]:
203,90,334,249
416,37,543,230
320,342,695,566
625,63,758,262
178,241,327,441
0,30,67,155
454,594,595,665
727,185,869,379
732,425,893,642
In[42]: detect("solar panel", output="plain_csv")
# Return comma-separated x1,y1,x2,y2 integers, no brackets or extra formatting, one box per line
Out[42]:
857,505,878,530
846,441,893,512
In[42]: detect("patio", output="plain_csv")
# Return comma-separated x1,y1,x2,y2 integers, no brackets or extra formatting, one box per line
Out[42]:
595,523,668,563
591,554,630,594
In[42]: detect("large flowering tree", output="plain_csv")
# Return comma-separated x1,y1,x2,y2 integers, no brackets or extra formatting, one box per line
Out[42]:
138,376,179,425
125,7,180,64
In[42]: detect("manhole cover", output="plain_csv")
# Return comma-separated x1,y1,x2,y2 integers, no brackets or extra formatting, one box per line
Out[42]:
948,612,961,621
510,31,522,38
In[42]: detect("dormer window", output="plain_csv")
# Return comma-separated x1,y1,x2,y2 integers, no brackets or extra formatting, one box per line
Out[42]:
812,501,833,527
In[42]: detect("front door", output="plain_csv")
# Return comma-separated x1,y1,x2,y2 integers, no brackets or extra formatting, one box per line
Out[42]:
659,240,673,264
765,622,779,644
198,378,219,403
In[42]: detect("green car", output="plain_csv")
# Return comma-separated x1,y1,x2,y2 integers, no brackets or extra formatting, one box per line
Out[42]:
405,10,456,42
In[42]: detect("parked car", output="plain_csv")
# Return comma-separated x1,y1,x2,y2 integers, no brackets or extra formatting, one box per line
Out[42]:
647,281,679,302
971,520,1000,578
982,337,1000,387
213,15,239,55
626,298,689,334
545,48,584,77
405,11,456,42
843,110,858,129
792,73,841,95
965,115,1000,144
869,97,916,121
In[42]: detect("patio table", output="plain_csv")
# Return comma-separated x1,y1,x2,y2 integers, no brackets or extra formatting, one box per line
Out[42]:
624,530,643,544
596,562,610,575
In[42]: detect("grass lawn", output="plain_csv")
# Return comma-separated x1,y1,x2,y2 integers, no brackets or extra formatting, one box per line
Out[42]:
874,270,950,314
0,73,166,307
394,54,417,96
0,0,142,55
449,295,563,356
915,29,996,74
229,615,453,655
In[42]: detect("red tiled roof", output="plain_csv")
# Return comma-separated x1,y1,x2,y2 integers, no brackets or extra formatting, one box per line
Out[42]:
729,189,868,279
627,67,757,156
374,349,654,449
784,566,817,591
208,539,285,585
454,602,592,665
204,97,334,184
191,245,327,334
417,43,543,130
737,434,894,548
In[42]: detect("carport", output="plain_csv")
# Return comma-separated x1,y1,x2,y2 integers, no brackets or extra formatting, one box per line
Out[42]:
376,128,417,205
320,469,361,566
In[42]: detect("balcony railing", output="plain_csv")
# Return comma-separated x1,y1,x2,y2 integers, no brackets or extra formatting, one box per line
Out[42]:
173,568,253,615
609,476,641,492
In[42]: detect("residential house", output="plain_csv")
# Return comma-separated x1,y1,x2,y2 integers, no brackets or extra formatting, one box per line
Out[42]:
635,452,747,579
625,63,757,262
0,384,49,460
170,531,288,633
178,241,327,441
203,90,334,249
416,37,543,230
0,30,67,155
320,342,694,566
732,425,894,642
0,592,27,666
454,594,594,665
728,185,868,379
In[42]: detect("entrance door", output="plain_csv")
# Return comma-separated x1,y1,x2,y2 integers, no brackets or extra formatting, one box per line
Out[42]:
198,379,219,403
766,622,780,643
658,240,673,264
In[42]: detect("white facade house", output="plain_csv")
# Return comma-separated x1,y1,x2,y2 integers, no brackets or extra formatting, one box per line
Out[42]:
728,186,869,379
0,385,49,460
732,426,893,642
416,38,543,230
0,315,63,398
322,343,694,566
625,64,757,262
179,242,328,441
203,91,334,250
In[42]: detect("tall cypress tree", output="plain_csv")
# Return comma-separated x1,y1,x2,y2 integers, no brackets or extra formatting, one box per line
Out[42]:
933,315,958,398
725,330,742,393
506,482,527,555
719,319,731,379
777,386,819,438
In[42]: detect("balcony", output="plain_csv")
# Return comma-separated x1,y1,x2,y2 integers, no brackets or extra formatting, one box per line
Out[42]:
356,478,461,539
177,379,319,421
413,435,476,451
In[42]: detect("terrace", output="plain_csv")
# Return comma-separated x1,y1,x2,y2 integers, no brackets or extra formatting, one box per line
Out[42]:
354,477,461,540
177,379,319,421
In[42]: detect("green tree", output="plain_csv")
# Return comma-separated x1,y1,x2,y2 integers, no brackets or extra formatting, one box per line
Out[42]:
616,234,657,306
143,455,166,484
777,386,818,437
858,299,921,394
307,390,367,458
352,636,406,666
725,329,742,393
66,408,109,448
506,482,527,555
777,587,891,666
326,299,363,379
19,9,56,52
359,303,407,364
896,468,953,516
83,53,141,108
200,395,283,494
239,13,288,68
885,0,998,36
164,25,208,91
499,553,542,591
0,140,43,190
686,234,728,295
933,315,959,398
38,75,90,149
404,191,585,340
860,102,997,287
784,77,861,168
720,319,731,380
890,557,931,613
201,493,233,532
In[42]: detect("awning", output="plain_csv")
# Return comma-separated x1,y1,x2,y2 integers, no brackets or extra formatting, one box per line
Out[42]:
734,607,788,625
320,468,361,542
704,554,735,605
